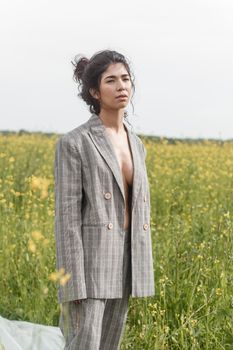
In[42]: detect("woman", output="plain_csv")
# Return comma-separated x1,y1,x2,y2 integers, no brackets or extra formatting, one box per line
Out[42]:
54,49,155,350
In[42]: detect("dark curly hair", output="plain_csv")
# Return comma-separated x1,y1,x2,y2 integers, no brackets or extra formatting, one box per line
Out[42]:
71,49,135,118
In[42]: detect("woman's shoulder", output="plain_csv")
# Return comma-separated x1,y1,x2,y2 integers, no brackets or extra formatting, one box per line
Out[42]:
133,133,147,158
56,118,91,149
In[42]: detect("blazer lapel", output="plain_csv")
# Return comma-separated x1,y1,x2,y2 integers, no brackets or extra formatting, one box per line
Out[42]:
87,113,142,210
126,125,142,210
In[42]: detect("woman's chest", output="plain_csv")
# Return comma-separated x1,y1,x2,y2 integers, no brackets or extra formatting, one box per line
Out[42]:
106,131,134,187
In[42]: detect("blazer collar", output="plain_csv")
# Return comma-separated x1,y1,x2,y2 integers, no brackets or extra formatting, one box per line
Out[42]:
87,113,142,210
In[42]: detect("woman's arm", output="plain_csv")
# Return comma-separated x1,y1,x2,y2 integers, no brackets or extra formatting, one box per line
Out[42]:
54,135,87,303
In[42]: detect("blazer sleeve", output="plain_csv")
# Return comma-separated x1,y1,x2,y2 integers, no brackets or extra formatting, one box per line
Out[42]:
54,135,87,303
141,141,147,158
136,135,147,159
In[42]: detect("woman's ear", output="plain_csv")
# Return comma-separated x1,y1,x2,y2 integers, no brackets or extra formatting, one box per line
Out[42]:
89,88,100,100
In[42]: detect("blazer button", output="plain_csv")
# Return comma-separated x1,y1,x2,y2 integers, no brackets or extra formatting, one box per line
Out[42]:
143,223,149,230
104,192,111,200
107,222,113,229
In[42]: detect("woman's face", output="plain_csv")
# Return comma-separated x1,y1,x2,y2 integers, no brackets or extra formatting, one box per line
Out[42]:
91,63,132,112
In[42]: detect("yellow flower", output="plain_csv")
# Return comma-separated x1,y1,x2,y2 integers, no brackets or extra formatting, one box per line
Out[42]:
30,176,51,199
160,290,165,297
49,267,66,283
49,272,59,282
30,176,42,190
51,268,72,285
58,268,65,276
42,238,50,246
190,319,197,327
199,242,205,250
41,189,48,199
60,273,71,286
28,239,36,253
43,287,49,295
215,288,222,296
31,230,44,241
160,309,165,316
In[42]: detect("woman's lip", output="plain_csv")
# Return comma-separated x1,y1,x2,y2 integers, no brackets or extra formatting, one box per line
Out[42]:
116,96,128,99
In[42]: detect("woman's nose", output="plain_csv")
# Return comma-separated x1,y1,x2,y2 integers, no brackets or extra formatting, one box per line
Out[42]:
117,80,126,90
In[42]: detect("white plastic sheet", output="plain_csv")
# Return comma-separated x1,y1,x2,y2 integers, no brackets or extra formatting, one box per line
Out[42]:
0,315,65,350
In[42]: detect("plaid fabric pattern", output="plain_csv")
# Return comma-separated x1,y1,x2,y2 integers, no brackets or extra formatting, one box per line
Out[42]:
59,228,131,350
54,113,155,304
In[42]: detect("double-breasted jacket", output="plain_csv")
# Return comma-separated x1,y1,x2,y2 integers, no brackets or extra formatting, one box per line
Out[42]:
54,113,155,303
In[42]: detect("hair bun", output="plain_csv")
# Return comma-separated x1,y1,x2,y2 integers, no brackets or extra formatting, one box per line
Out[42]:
71,54,89,82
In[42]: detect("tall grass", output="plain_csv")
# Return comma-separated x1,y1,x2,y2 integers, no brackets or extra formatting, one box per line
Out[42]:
0,134,232,349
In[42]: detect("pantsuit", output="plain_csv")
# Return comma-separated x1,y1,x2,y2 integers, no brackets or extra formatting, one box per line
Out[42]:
59,228,132,350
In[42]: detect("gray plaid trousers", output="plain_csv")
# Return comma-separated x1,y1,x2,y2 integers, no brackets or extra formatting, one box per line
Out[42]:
59,228,132,350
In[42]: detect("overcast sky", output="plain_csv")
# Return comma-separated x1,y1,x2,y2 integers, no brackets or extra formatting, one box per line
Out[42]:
1,0,233,139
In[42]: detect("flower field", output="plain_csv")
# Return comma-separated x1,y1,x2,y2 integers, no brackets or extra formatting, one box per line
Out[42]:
0,133,232,349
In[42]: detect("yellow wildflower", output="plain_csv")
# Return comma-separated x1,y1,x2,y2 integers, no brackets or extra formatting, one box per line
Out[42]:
31,230,44,241
60,273,71,286
42,238,50,246
28,239,36,253
49,272,60,282
215,288,222,296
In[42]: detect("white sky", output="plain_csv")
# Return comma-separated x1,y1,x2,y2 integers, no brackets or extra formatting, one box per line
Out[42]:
1,0,233,139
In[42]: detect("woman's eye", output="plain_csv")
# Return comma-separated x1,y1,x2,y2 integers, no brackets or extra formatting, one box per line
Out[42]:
107,78,130,83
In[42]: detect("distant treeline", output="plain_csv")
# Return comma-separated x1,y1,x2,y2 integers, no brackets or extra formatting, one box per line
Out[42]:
0,129,232,144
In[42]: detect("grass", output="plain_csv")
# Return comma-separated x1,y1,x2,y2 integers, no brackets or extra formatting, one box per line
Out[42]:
0,134,232,349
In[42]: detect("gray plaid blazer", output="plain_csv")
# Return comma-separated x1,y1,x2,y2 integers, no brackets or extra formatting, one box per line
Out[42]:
54,113,155,303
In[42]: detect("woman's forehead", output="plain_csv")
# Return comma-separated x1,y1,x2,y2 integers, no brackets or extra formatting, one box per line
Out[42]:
102,63,129,78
